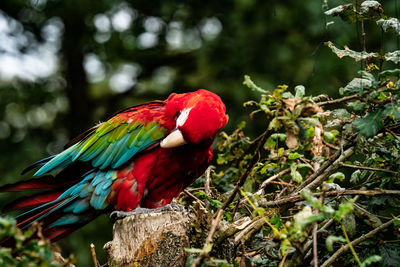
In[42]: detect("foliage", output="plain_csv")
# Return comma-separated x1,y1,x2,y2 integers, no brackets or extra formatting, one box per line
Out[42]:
0,216,74,266
0,0,400,265
182,1,400,266
0,1,369,262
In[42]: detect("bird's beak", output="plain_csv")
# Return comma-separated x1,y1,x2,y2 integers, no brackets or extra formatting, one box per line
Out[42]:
160,129,187,148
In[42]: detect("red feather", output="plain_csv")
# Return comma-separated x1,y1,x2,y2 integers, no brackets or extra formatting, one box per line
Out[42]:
2,190,65,212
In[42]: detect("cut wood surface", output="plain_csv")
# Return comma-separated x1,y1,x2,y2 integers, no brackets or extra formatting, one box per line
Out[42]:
104,210,191,267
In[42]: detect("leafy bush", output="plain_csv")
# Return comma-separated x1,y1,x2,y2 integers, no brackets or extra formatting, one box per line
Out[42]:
0,216,74,266
183,1,400,266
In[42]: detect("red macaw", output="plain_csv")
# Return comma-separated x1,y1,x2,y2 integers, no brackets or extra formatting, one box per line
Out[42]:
0,89,228,242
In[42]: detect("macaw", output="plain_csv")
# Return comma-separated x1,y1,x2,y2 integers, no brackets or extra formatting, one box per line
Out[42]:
0,89,228,242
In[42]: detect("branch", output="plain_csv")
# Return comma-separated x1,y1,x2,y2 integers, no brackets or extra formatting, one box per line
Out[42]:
191,210,224,267
317,94,361,106
340,163,397,174
259,189,400,208
255,168,291,196
302,147,355,192
90,243,98,267
294,146,350,194
320,218,397,267
217,130,270,213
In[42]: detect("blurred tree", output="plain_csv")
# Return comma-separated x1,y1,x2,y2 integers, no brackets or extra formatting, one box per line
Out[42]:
0,0,398,265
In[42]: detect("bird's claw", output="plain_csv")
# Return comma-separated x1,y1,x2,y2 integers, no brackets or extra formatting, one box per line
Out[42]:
110,208,153,218
110,204,187,219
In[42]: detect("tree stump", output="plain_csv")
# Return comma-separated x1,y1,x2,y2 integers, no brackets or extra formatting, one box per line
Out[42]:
104,210,191,267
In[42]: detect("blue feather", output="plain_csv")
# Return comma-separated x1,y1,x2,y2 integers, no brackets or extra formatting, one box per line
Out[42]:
113,146,142,169
92,172,106,187
21,196,78,229
50,214,81,228
110,134,131,167
79,141,108,162
34,144,78,176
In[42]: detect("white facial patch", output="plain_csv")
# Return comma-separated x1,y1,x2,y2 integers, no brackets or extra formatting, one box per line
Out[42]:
176,107,192,127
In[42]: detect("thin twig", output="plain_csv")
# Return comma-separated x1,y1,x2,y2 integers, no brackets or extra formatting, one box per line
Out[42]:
90,243,98,267
312,222,318,267
255,168,291,195
320,217,397,267
191,209,224,267
295,146,348,193
279,251,288,267
204,168,212,209
302,147,355,192
340,163,397,174
184,189,206,210
317,94,361,106
341,222,362,266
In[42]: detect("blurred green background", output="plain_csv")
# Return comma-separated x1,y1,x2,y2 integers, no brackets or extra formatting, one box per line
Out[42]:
0,0,398,265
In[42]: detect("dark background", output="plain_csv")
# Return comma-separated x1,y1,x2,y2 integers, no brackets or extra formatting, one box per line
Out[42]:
0,0,398,265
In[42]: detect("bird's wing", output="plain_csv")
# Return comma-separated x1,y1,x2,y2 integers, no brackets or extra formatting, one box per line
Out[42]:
31,101,168,176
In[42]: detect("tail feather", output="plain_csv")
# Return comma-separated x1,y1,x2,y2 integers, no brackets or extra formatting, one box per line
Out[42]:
21,156,56,175
2,189,65,213
0,175,76,192
43,225,81,242
1,162,109,243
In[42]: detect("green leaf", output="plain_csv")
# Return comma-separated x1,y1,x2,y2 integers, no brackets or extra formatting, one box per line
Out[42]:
385,51,400,64
323,131,336,143
379,69,400,78
243,75,267,94
362,255,382,266
352,110,383,138
335,199,355,221
301,189,322,209
394,216,400,227
328,172,345,183
377,18,400,35
288,152,301,159
271,133,287,141
325,41,378,62
295,85,305,98
291,164,303,183
382,103,400,119
341,78,373,95
380,243,400,267
348,100,366,111
265,136,276,150
326,235,346,252
350,170,361,184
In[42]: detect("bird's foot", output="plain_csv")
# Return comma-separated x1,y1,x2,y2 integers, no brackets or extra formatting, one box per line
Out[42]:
110,207,154,218
110,204,187,219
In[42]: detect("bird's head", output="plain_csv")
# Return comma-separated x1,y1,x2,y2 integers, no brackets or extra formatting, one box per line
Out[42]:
161,89,228,148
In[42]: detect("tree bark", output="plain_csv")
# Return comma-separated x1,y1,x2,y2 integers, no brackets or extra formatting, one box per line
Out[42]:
104,210,191,267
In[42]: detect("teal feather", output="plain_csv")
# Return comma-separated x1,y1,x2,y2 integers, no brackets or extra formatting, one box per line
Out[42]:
78,184,93,198
99,142,122,169
50,214,81,228
109,134,131,168
63,200,89,214
112,146,142,169
34,144,78,176
92,172,106,187
79,140,108,162
90,193,110,210
21,196,78,229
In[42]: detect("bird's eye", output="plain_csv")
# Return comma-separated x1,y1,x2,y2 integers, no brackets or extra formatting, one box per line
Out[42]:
176,108,192,127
